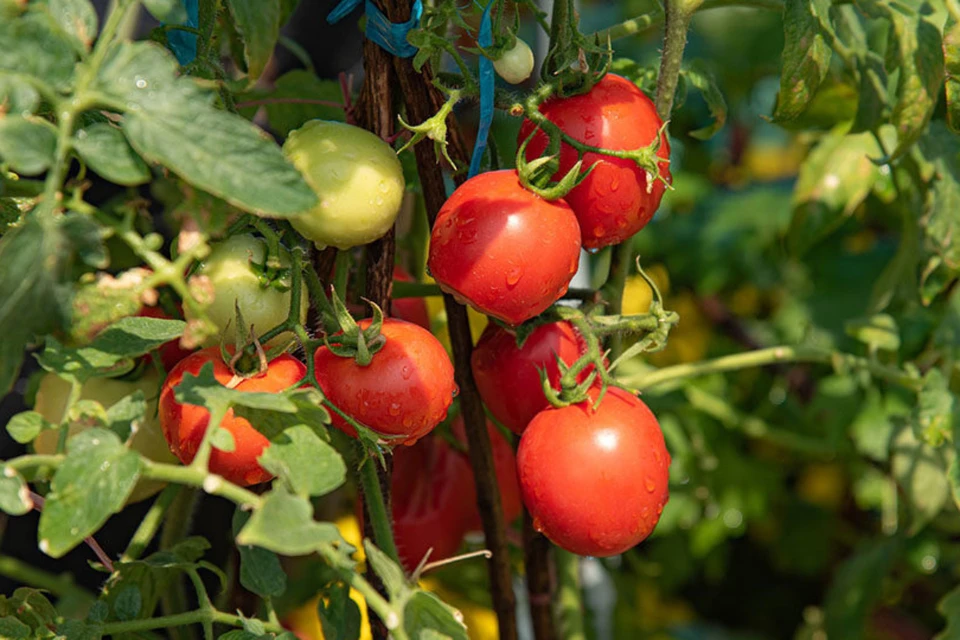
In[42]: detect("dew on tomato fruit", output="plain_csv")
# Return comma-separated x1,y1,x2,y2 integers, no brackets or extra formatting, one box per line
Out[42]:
400,365,412,380
656,503,664,515
532,516,544,533
592,225,605,238
505,266,523,287
644,476,657,492
388,403,401,416
609,176,620,192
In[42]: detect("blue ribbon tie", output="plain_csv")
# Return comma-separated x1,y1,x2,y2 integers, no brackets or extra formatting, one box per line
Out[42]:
467,0,495,178
328,0,423,59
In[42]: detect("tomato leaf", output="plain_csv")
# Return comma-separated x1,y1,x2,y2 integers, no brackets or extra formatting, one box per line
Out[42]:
173,363,298,414
113,585,142,621
37,317,186,381
93,42,318,217
234,388,331,441
236,489,352,556
0,616,31,639
238,70,346,138
844,314,901,352
787,129,888,255
105,391,147,441
891,423,950,533
73,123,151,186
0,470,32,516
318,582,362,640
682,61,727,140
363,540,406,600
0,76,41,116
823,537,901,638
936,584,960,639
772,0,832,122
141,0,188,23
850,51,890,134
38,428,142,557
232,509,287,598
226,0,280,82
6,411,52,444
946,11,960,133
0,116,57,176
258,424,346,498
403,591,468,640
917,124,960,301
0,10,79,91
42,0,99,53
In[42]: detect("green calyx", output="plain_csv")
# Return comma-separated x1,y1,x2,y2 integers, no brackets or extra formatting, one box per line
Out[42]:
322,288,386,367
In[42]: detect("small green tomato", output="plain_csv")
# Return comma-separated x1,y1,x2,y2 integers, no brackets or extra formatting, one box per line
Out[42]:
283,120,406,250
493,38,535,85
184,234,308,349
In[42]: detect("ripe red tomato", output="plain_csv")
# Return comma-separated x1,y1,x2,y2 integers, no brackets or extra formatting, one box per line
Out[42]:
450,417,522,531
471,321,592,435
313,318,456,445
159,346,307,486
138,304,196,371
518,74,671,250
391,266,431,331
427,170,581,326
380,435,475,572
517,387,670,557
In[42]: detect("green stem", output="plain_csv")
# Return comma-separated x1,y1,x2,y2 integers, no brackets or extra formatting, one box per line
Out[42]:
0,554,94,601
99,609,285,636
5,454,63,472
187,405,229,473
621,345,923,391
655,0,701,121
555,549,586,640
160,487,200,640
143,460,263,508
356,445,400,564
122,484,182,562
594,10,662,42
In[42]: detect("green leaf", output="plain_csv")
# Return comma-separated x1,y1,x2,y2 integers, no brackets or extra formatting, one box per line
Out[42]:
918,124,960,287
105,391,146,441
0,617,31,639
914,369,956,447
38,428,141,557
59,211,108,269
859,0,945,160
234,387,331,441
0,76,41,115
844,314,901,352
43,0,99,52
141,0,187,23
318,582,362,640
823,537,901,640
788,129,886,255
936,584,960,639
73,123,150,186
93,42,317,217
773,0,832,122
850,389,896,462
850,52,890,134
363,540,406,600
7,411,53,444
232,509,287,598
258,425,346,498
0,12,79,90
946,11,960,133
891,423,950,533
0,470,32,516
404,591,469,640
113,586,142,621
682,61,727,140
173,362,298,414
226,0,281,81
279,0,300,25
211,427,236,452
0,116,58,176
38,317,186,380
236,489,351,556
239,70,345,138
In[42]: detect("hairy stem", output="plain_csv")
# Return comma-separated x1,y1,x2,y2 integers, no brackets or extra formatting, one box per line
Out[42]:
357,446,401,563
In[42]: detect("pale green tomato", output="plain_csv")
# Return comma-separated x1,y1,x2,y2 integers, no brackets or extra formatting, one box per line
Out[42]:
283,120,405,250
33,369,175,504
185,234,308,349
493,38,535,85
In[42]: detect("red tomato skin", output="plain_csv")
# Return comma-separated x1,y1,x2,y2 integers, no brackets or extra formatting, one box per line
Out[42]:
158,347,306,486
518,74,671,250
313,319,456,445
517,387,670,557
391,266,431,331
359,435,474,573
427,170,581,326
139,305,196,371
471,321,592,435
450,417,522,531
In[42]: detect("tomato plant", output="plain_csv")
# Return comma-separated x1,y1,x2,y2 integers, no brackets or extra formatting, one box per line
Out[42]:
159,347,306,486
493,38,535,85
427,170,581,325
313,318,456,444
283,120,406,250
517,387,670,557
184,234,308,349
518,74,671,249
471,320,592,434
138,304,196,370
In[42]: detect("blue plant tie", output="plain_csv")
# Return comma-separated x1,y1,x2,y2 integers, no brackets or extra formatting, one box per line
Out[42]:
468,0,495,179
327,0,423,59
165,0,199,65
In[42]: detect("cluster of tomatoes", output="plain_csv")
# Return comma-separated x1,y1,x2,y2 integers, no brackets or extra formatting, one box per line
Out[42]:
32,72,675,567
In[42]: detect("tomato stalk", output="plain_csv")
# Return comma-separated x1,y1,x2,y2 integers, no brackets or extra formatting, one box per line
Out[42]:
523,510,557,640
121,484,183,562
555,549,587,640
356,445,402,563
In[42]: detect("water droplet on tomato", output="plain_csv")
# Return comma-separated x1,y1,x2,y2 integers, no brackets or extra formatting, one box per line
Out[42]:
388,403,401,416
401,365,412,380
592,225,605,238
656,503,664,516
641,507,650,521
505,266,523,287
532,517,544,533
609,177,620,192
644,476,656,492
586,247,599,255
616,216,628,230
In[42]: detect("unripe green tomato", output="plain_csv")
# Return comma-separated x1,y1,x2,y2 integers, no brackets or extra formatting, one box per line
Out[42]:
185,235,308,349
493,38,535,85
282,120,405,250
33,369,176,504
